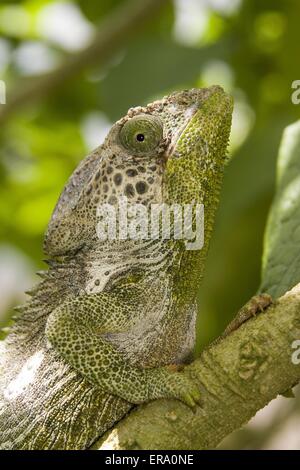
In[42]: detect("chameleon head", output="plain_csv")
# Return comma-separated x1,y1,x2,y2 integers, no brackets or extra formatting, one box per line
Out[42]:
44,86,233,257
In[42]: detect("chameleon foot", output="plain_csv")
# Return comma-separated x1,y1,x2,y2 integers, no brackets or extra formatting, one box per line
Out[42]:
148,367,201,410
213,293,272,345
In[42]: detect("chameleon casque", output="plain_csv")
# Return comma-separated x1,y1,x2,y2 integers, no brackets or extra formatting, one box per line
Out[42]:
0,86,233,449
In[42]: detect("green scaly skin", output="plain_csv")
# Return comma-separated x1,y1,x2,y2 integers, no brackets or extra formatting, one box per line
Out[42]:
0,87,232,449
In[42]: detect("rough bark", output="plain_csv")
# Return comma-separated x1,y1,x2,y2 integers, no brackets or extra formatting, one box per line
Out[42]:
94,284,300,449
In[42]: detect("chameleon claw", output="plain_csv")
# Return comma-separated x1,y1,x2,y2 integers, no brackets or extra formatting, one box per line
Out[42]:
182,394,197,409
175,378,201,410
159,367,202,410
181,387,201,412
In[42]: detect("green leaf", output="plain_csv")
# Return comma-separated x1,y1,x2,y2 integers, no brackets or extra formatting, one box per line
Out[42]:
260,120,300,298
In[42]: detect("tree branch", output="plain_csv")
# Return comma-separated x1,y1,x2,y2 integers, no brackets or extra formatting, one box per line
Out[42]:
0,0,167,123
93,284,300,449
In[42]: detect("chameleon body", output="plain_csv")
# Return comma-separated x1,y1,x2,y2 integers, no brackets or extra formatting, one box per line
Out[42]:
0,87,232,449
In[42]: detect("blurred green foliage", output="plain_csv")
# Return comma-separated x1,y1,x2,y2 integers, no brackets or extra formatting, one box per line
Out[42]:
1,0,300,450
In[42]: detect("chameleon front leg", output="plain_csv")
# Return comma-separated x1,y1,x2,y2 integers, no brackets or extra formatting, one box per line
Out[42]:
45,291,201,409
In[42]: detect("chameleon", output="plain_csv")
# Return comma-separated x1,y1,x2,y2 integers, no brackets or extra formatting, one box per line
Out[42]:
0,86,233,450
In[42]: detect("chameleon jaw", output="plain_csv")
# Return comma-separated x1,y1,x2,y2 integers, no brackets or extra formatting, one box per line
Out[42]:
165,86,232,164
168,86,233,165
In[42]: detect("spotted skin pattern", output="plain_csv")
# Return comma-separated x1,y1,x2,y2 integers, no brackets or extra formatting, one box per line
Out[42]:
0,87,233,449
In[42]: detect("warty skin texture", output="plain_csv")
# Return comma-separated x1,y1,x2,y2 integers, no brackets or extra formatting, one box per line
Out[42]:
0,86,233,449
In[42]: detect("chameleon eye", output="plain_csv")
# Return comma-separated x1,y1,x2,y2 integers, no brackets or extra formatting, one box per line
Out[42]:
119,115,163,155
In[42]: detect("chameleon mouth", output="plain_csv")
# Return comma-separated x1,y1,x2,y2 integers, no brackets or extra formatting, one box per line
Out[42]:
166,86,233,163
164,104,199,161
